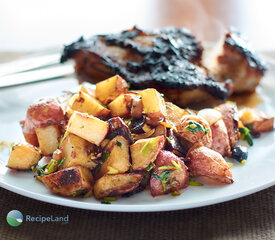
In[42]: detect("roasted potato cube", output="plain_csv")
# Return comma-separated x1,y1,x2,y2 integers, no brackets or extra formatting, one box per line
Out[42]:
175,115,212,149
210,119,231,157
217,103,239,148
21,97,65,146
165,102,190,127
59,133,97,169
67,111,109,146
35,125,61,155
96,136,130,178
94,173,142,199
68,91,110,118
95,75,128,105
185,144,233,184
79,85,96,98
41,166,93,197
130,136,165,171
239,108,274,133
108,93,134,117
140,89,166,125
150,150,189,197
7,143,41,170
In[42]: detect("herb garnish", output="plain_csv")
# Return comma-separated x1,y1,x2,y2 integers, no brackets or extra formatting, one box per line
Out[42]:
239,127,253,146
158,160,183,171
184,121,209,134
57,158,65,168
73,189,87,197
116,140,122,147
145,163,156,172
152,170,172,191
102,152,110,162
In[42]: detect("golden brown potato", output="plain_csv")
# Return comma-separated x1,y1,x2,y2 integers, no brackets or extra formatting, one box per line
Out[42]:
108,93,134,117
59,133,98,170
95,75,128,105
41,165,93,197
140,88,166,126
68,91,110,118
35,125,61,155
239,108,274,133
96,136,130,178
7,143,41,170
185,144,233,184
79,85,96,98
21,97,65,146
165,102,191,127
67,111,109,146
130,136,165,171
175,115,212,148
93,173,142,199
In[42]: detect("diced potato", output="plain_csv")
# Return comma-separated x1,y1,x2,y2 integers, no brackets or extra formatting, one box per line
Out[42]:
68,91,110,118
21,97,65,146
79,85,95,98
165,102,191,127
67,111,109,146
94,173,142,199
35,125,61,155
239,108,274,133
95,75,128,105
108,93,134,117
140,89,167,125
186,144,233,184
130,136,165,170
7,143,41,170
150,150,189,197
96,136,130,178
59,133,97,170
41,166,93,197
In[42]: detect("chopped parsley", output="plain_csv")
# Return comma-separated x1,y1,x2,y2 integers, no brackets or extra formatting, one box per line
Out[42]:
158,160,183,171
145,163,156,172
116,140,122,147
101,200,111,204
57,158,65,168
152,170,172,191
73,189,87,197
184,120,209,134
239,127,253,146
101,104,108,109
102,152,110,162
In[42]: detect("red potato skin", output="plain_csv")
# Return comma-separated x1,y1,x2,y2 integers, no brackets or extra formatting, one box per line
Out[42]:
175,115,212,149
150,150,189,197
21,97,65,146
211,119,231,157
185,144,233,184
217,103,239,148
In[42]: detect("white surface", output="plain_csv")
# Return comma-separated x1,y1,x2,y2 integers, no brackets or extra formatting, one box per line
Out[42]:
0,63,274,212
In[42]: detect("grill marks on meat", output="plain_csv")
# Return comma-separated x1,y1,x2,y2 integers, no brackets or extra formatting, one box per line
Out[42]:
61,27,231,104
207,28,267,93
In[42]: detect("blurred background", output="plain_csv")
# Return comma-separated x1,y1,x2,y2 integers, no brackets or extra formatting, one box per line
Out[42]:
0,0,274,55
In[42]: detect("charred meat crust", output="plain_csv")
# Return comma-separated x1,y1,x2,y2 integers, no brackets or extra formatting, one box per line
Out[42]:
61,27,230,100
224,29,267,74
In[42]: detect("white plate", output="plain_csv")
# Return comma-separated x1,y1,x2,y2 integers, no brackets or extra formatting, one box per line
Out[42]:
0,59,275,212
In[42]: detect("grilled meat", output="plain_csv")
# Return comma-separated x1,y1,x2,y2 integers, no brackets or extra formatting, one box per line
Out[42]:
207,28,267,93
61,27,231,107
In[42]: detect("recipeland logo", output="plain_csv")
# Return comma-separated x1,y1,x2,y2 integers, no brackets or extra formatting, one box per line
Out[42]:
6,210,23,227
6,210,69,226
